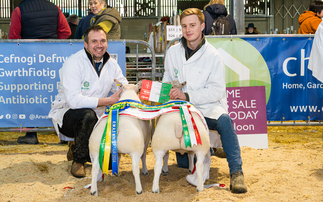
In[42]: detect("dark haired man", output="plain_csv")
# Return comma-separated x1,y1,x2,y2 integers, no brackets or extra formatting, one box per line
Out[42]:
48,25,128,178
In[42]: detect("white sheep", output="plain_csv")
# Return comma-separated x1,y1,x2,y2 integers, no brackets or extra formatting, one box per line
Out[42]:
89,80,150,196
151,80,211,193
151,110,211,192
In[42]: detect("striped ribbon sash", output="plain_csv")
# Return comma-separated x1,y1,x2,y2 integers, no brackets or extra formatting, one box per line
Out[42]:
98,99,205,174
99,109,119,175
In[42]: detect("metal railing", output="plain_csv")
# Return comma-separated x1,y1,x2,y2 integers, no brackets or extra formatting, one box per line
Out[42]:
0,39,157,132
0,35,322,133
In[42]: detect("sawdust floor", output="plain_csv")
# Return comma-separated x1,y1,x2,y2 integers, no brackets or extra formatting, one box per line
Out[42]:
0,125,323,202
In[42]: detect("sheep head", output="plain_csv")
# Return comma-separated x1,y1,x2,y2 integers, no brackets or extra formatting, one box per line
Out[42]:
165,80,187,89
114,79,142,94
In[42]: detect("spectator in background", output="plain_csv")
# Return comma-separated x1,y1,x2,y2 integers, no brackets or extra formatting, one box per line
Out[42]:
203,0,237,35
298,0,323,34
245,23,259,34
74,11,94,39
9,0,71,39
67,14,79,39
8,0,71,145
89,0,122,39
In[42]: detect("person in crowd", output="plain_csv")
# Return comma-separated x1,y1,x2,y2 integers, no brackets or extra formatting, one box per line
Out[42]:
74,11,94,39
8,0,71,145
245,23,259,34
48,25,128,178
203,0,237,35
162,8,247,193
298,0,323,34
9,0,70,39
89,0,122,39
67,14,79,39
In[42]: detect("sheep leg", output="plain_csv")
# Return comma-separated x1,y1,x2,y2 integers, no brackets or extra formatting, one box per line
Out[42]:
188,153,195,173
152,150,166,193
90,155,100,196
161,151,169,176
117,153,121,175
141,135,150,175
130,153,143,194
195,151,206,192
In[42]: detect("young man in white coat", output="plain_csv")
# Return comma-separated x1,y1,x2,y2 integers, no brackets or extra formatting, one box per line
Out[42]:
162,8,247,193
48,25,128,178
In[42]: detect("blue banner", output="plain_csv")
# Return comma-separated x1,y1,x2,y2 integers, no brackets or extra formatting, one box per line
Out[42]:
0,41,125,127
207,36,323,121
242,37,322,121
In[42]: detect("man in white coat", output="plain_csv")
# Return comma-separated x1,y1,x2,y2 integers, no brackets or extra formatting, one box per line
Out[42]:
309,21,323,83
162,8,247,193
48,25,128,178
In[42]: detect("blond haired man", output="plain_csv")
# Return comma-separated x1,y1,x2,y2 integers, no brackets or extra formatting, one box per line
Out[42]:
162,8,247,193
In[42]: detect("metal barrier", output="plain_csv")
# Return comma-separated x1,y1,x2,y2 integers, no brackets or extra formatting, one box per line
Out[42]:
0,39,157,132
1,36,322,132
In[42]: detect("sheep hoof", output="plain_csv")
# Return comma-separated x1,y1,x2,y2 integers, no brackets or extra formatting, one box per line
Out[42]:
152,190,159,194
142,172,149,176
136,190,143,194
90,191,97,196
161,171,168,176
189,170,192,173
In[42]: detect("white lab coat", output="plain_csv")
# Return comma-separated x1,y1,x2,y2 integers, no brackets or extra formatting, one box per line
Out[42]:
308,21,323,83
48,48,128,140
162,40,228,119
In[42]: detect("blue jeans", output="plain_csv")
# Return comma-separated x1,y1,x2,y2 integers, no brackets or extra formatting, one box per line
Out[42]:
205,114,243,175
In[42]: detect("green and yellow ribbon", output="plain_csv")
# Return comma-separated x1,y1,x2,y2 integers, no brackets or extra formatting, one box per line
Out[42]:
99,99,203,173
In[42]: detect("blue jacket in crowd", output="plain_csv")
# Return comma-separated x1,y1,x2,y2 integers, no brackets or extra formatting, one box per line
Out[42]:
74,12,95,39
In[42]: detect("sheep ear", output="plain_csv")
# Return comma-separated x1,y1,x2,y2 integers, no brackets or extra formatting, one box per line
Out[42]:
114,79,123,88
136,80,142,92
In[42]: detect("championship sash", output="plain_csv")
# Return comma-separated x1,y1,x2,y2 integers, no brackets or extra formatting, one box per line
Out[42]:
98,100,207,174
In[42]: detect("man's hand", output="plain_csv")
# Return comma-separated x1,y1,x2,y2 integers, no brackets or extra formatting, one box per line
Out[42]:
169,88,186,100
98,88,123,106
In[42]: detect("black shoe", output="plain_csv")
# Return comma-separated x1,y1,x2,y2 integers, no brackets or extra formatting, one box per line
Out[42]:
17,135,39,144
60,140,68,144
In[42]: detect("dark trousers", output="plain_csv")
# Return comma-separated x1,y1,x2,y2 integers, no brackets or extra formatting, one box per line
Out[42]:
58,108,98,164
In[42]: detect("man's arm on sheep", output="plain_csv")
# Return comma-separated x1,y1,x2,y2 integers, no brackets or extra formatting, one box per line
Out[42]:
162,48,187,101
98,88,122,106
98,67,128,107
60,56,127,109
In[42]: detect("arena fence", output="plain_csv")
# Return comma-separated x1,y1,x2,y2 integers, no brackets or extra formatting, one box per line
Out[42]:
0,39,156,132
0,35,322,133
